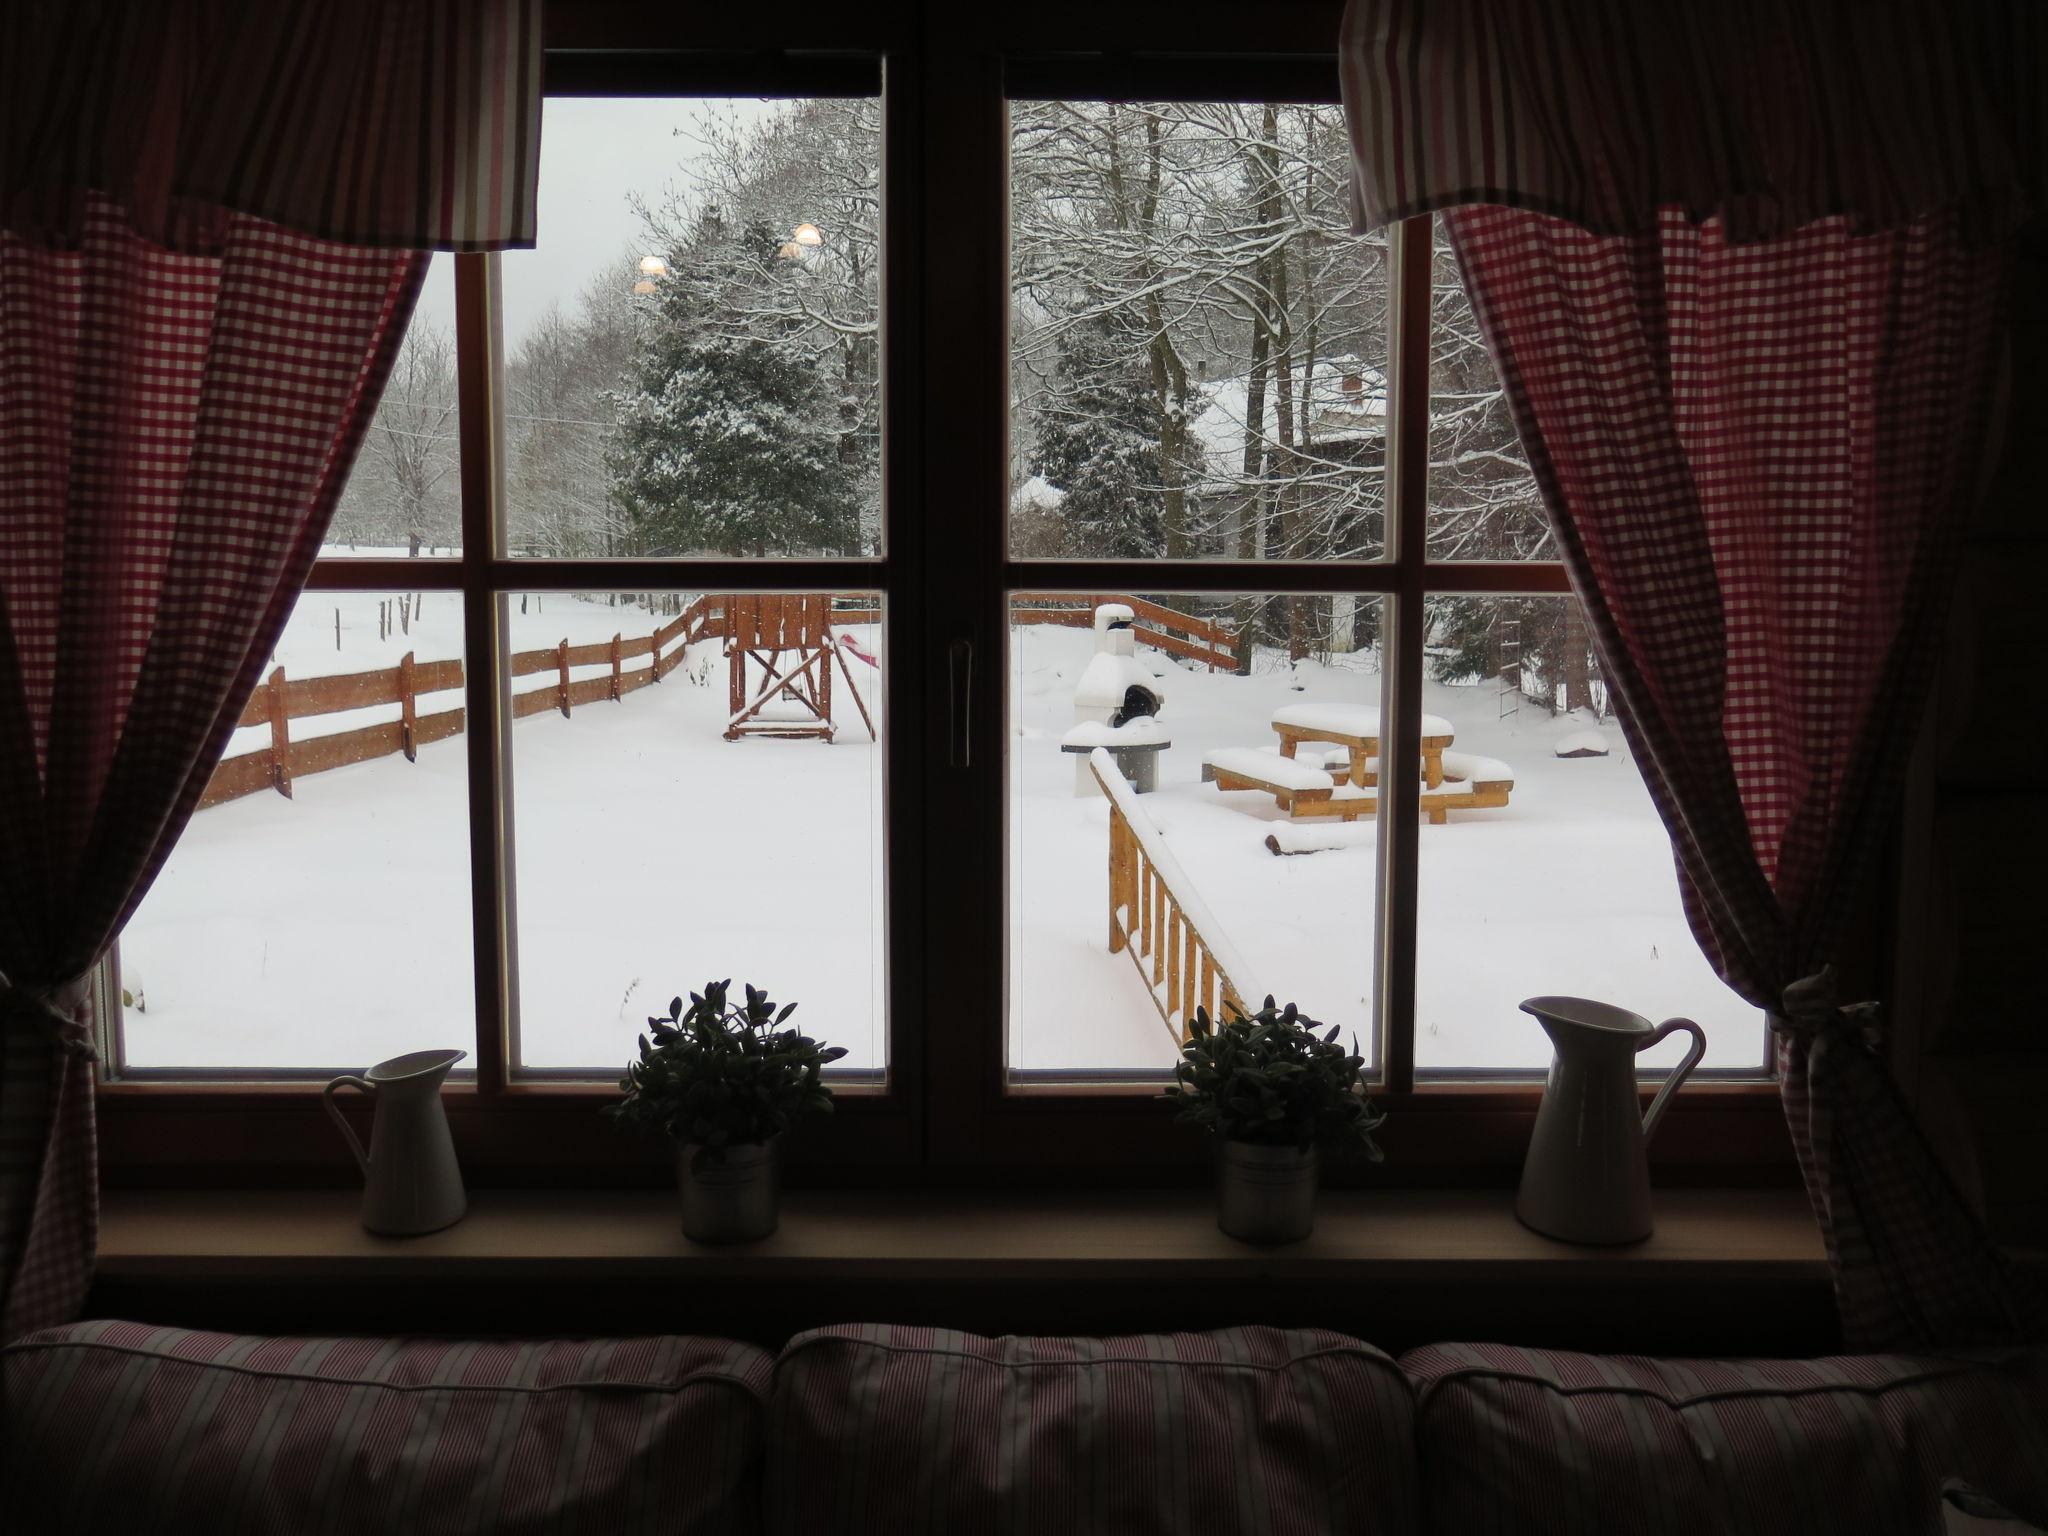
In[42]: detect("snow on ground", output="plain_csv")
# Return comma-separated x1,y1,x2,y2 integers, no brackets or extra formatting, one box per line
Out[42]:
1007,624,1763,1076
122,589,886,1074
120,593,1763,1077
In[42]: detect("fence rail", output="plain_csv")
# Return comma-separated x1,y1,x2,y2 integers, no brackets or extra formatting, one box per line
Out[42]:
1010,592,1242,671
1094,749,1256,1042
201,592,1202,810
201,605,711,810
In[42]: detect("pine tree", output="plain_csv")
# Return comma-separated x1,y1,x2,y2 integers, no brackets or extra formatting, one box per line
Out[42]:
608,221,861,558
1030,314,1171,559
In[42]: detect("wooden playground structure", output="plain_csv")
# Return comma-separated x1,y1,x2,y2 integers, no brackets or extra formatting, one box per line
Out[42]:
722,593,876,743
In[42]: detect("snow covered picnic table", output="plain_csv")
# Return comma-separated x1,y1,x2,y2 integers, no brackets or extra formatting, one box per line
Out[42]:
1269,701,1455,789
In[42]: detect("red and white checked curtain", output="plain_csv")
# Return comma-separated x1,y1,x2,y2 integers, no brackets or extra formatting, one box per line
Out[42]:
1341,0,2044,1349
0,0,540,1340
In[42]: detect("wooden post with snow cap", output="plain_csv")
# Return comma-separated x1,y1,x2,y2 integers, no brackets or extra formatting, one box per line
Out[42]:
399,652,418,761
266,666,292,798
609,634,623,700
556,639,571,718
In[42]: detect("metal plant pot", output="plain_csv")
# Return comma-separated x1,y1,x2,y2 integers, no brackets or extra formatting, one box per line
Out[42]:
1215,1141,1318,1244
678,1139,780,1244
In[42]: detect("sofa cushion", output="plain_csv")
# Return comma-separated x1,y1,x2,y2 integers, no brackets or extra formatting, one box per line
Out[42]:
1402,1341,2048,1536
1,1320,772,1535
764,1324,1419,1534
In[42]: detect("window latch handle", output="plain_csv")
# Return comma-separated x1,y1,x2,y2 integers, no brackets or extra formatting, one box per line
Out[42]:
947,639,973,768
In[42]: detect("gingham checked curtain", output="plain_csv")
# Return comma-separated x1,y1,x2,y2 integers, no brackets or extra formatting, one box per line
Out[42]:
0,0,541,1341
1341,0,2045,1349
4,0,542,252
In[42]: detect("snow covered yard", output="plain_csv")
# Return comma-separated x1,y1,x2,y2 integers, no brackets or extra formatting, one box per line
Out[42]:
1008,623,1764,1075
122,589,887,1074
120,595,1762,1077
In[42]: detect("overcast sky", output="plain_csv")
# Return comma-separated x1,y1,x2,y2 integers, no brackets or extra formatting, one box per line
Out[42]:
414,97,780,349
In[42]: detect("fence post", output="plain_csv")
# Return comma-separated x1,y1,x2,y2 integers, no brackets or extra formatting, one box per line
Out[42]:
399,651,418,761
609,634,622,701
557,638,571,717
335,608,342,651
266,666,293,799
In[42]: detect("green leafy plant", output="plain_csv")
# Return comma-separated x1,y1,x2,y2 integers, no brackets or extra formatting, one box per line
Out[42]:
1166,997,1386,1158
606,980,846,1167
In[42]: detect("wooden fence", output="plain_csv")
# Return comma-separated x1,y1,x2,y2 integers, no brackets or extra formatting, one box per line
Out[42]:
1010,592,1241,672
200,602,718,810
200,592,1178,811
1095,749,1257,1042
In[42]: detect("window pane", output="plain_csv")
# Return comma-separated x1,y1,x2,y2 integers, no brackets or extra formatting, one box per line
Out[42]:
118,591,474,1070
1008,592,1384,1077
502,97,881,559
1411,594,1767,1072
1009,102,1388,565
1427,216,1550,561
325,256,463,559
507,591,885,1074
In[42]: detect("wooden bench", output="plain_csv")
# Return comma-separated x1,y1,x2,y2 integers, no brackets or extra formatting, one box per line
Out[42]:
1201,749,1377,822
1418,750,1515,825
1208,747,1517,829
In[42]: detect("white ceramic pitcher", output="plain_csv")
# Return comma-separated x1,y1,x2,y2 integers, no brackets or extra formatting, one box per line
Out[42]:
323,1049,468,1236
1515,998,1706,1245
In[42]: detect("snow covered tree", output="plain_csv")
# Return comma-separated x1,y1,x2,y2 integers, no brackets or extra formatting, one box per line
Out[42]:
608,220,861,557
1012,101,1390,592
505,261,641,558
1030,313,1171,558
332,321,459,555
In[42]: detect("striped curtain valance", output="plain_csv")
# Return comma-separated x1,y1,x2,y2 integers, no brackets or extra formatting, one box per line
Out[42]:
3,0,541,253
1339,0,2045,243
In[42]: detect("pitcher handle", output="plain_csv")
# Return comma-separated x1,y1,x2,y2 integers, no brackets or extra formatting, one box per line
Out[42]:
322,1075,375,1176
1636,1018,1707,1143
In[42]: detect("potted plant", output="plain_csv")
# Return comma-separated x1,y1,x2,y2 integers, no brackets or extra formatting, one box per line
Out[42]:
1166,997,1386,1243
606,979,845,1243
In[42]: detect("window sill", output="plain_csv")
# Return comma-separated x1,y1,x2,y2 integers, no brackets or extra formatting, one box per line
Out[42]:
92,1187,1835,1353
99,1186,1822,1281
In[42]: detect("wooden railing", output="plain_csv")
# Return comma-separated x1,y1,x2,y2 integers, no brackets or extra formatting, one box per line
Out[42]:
505,606,697,720
204,595,891,810
1093,748,1257,1042
1010,592,1241,672
202,593,1161,810
203,607,706,810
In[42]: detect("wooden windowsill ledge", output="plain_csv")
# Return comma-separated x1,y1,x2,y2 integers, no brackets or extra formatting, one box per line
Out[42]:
99,1187,1825,1283
91,1188,1837,1352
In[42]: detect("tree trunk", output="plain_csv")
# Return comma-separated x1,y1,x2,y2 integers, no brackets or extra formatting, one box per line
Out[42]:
1562,599,1593,717
1268,221,1305,661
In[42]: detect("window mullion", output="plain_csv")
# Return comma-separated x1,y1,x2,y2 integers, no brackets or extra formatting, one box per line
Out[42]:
1375,217,1433,1094
455,251,512,1095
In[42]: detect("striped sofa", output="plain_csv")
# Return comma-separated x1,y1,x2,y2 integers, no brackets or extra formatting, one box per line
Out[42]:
4,1321,2045,1535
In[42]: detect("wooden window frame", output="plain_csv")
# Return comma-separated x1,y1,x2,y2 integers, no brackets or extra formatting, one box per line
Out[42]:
96,0,1798,1189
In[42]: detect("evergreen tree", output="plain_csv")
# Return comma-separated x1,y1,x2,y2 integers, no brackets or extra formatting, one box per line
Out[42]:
608,221,861,558
1030,314,1170,558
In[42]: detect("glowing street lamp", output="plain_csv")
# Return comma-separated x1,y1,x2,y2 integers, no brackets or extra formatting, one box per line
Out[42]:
638,255,669,277
791,223,823,249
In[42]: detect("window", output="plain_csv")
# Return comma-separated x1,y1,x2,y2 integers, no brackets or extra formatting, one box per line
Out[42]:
101,16,1782,1184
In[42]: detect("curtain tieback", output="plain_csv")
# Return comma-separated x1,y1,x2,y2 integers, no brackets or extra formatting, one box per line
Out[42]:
1768,966,1882,1053
0,975,98,1061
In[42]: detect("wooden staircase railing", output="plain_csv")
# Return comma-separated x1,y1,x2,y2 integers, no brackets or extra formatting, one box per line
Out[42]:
1093,748,1258,1043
